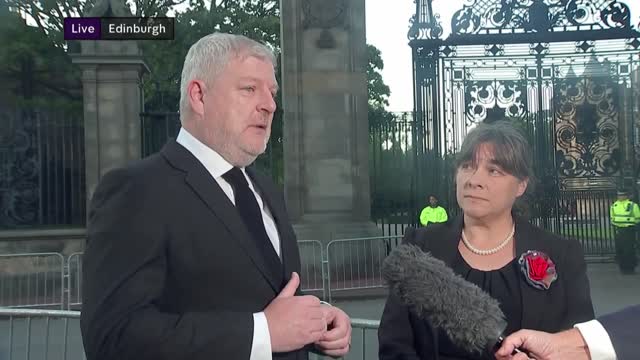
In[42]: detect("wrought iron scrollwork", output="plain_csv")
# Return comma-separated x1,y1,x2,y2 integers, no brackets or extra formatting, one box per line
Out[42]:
575,40,595,53
408,13,443,40
524,0,552,32
451,7,481,35
625,38,640,50
449,0,634,36
0,111,40,227
440,45,458,57
600,0,631,29
412,0,639,204
554,76,620,177
529,42,550,55
465,80,526,123
407,0,443,40
566,0,598,26
485,44,505,56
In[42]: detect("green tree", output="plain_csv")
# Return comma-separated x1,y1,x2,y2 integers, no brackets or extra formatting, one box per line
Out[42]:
367,44,389,108
7,1,394,187
366,44,412,223
0,8,82,111
141,0,279,111
3,0,186,47
367,44,395,128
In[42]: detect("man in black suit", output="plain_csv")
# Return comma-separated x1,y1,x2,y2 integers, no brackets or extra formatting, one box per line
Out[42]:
495,305,639,360
80,32,351,360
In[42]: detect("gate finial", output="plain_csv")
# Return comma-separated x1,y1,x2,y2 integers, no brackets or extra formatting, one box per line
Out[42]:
408,0,442,40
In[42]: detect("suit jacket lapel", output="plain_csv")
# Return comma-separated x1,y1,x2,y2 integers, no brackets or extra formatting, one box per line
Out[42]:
514,218,547,330
161,140,281,292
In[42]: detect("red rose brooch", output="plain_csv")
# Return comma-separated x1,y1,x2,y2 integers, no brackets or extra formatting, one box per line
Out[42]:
518,250,557,290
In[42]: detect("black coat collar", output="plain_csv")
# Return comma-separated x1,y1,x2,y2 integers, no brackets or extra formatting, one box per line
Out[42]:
425,215,551,329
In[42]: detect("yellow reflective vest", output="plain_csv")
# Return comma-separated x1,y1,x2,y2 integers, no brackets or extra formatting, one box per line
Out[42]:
610,199,640,228
419,206,448,226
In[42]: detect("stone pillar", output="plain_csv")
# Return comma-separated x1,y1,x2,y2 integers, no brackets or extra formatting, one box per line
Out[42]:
70,0,148,205
280,0,379,241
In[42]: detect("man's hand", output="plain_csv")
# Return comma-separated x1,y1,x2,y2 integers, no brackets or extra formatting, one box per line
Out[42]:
314,306,352,358
495,328,590,360
264,272,326,353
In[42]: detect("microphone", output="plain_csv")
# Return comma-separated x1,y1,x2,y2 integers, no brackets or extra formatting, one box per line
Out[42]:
382,243,511,355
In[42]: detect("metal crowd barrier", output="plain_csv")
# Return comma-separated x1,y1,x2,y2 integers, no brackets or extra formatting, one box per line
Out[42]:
66,253,83,310
325,235,402,302
0,246,388,360
0,253,66,309
297,240,326,299
0,309,378,360
2,236,404,309
0,308,86,360
348,318,380,360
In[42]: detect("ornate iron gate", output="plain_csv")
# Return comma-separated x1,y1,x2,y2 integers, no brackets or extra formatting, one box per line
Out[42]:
0,109,85,228
407,0,640,254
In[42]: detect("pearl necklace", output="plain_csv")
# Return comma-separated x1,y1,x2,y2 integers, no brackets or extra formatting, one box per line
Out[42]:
461,225,515,256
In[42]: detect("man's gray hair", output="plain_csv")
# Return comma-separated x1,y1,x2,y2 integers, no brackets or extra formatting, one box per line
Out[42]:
179,33,276,120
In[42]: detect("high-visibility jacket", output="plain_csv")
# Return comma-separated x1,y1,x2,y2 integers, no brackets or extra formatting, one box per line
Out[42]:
419,206,448,226
610,199,640,228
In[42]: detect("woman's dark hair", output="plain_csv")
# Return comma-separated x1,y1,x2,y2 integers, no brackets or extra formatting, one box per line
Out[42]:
455,121,533,180
455,120,536,217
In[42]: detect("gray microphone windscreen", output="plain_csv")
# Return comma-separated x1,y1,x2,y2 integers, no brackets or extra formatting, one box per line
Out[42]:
382,243,507,355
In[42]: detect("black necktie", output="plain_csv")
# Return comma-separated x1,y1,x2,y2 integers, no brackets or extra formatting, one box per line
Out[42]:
222,167,283,284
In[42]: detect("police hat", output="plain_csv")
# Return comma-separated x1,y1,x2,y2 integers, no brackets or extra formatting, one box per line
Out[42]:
617,189,629,196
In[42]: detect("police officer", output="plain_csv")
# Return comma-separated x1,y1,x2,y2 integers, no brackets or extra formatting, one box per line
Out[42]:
610,189,640,274
419,194,448,227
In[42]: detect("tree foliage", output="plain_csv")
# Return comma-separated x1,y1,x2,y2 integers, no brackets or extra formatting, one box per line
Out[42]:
2,0,186,47
4,0,395,186
141,0,279,111
367,44,395,128
0,9,81,111
367,44,390,108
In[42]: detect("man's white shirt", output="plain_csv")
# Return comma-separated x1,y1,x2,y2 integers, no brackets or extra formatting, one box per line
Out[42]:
177,128,278,360
575,319,617,360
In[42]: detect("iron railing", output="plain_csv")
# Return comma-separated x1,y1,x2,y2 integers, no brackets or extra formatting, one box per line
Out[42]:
1,109,86,229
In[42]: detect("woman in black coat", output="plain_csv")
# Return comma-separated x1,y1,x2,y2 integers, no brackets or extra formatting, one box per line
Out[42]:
378,121,595,360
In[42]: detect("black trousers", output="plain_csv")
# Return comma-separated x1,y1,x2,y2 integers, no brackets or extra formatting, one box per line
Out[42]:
614,226,638,273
